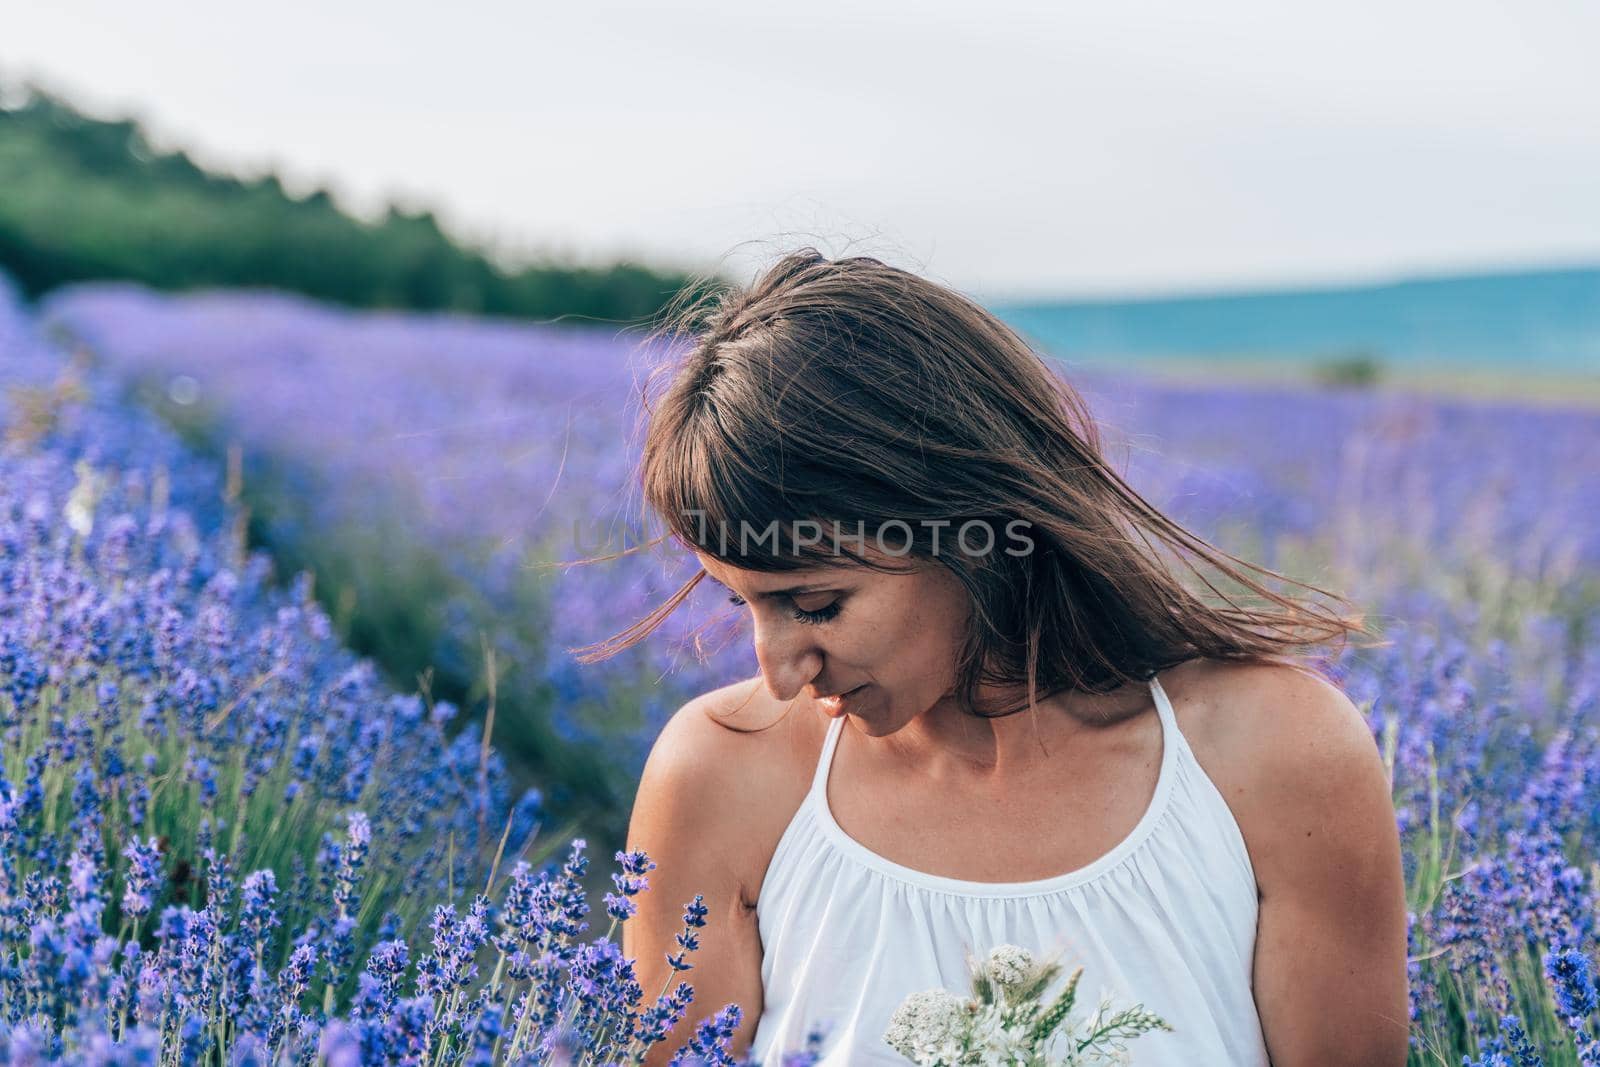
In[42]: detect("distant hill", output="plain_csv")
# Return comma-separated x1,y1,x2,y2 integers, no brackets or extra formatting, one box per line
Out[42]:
0,82,720,324
991,265,1600,376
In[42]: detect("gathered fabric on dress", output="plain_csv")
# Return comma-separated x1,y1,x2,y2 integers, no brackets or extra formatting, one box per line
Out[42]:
748,673,1271,1066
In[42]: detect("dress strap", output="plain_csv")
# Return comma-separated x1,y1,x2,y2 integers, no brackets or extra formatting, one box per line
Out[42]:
810,713,847,798
1149,674,1174,729
1148,671,1198,764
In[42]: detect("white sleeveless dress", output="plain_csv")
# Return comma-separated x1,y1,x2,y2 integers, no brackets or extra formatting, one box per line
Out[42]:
748,673,1271,1065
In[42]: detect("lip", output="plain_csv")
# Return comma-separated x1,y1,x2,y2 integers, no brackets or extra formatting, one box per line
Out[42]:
817,684,869,716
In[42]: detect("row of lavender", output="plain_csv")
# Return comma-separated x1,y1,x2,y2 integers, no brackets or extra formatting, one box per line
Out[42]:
0,273,773,1064
27,278,1600,1063
37,283,752,844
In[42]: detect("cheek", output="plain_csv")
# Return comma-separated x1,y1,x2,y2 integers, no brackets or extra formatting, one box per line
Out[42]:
879,594,967,676
917,585,974,674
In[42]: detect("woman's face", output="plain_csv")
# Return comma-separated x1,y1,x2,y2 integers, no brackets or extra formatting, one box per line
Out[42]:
694,548,974,737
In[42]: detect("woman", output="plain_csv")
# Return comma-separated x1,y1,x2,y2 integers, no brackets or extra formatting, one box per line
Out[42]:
578,249,1408,1065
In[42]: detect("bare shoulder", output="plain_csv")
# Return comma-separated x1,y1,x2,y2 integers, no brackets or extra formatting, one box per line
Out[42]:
1173,658,1376,769
1172,658,1396,897
626,678,801,1060
634,677,821,906
649,676,817,792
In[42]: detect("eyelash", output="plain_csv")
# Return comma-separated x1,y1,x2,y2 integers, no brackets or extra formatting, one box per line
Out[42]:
726,593,842,626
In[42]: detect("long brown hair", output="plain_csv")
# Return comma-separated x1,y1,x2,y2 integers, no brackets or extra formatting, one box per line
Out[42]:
571,247,1376,725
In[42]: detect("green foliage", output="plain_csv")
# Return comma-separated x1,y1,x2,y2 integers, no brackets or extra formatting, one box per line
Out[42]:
1026,966,1082,1045
1313,348,1386,388
0,83,724,325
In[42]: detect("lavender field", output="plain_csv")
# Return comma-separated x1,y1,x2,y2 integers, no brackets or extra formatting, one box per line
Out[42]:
0,271,787,1064
5,271,1600,1064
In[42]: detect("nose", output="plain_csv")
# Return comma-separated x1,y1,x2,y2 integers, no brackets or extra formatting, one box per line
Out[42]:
750,612,824,704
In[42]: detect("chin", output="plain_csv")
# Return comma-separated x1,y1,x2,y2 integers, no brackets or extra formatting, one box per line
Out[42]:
848,713,897,737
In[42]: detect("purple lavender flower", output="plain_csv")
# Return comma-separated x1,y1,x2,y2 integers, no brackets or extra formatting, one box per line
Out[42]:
670,1003,744,1067
668,895,710,973
605,848,657,922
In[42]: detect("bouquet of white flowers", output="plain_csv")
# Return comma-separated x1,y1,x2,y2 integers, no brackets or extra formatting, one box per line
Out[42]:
882,944,1173,1066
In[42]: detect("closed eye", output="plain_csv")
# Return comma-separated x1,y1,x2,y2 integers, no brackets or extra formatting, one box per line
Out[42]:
726,592,841,626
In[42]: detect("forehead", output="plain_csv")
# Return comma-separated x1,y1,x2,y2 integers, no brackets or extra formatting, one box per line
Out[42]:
693,547,922,592
694,553,843,589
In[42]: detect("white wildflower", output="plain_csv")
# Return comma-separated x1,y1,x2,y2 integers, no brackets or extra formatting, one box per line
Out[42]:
965,1001,1025,1065
884,988,968,1065
884,944,1171,1066
983,944,1036,990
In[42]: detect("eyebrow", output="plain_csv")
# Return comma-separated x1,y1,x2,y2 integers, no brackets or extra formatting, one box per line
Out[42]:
705,576,833,601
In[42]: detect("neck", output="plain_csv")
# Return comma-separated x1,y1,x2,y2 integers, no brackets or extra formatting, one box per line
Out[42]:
882,679,1150,782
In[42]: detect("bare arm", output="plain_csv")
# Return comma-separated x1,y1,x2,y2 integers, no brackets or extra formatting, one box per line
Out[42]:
622,696,766,1067
1230,667,1410,1065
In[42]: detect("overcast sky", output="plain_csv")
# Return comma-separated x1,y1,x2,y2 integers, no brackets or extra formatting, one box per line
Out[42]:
5,0,1598,301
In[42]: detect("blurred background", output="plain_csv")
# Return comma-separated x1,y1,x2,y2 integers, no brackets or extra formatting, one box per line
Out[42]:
3,0,1597,872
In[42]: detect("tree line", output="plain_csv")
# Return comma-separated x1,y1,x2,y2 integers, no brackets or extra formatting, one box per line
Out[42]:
0,82,721,324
